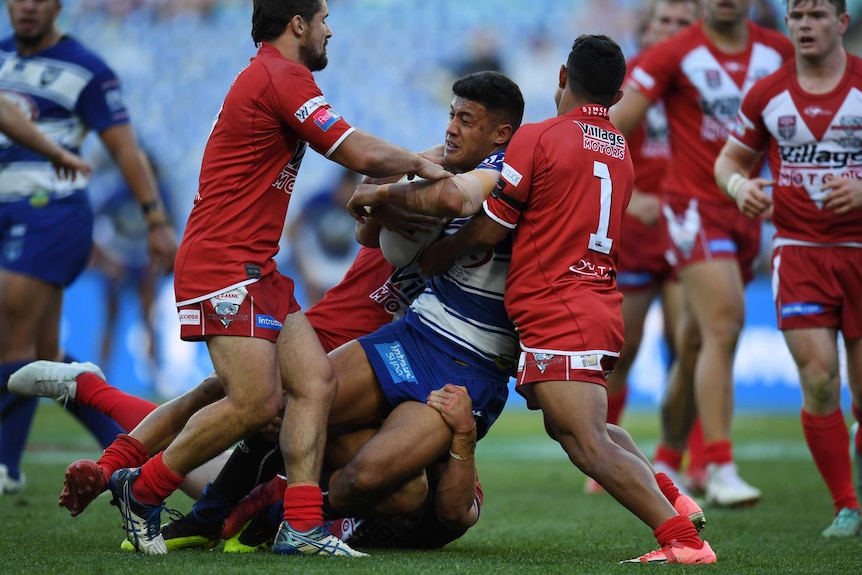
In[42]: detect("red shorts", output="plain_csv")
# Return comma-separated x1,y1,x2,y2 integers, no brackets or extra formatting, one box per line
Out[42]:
177,272,301,343
515,349,619,410
772,244,862,338
617,213,675,293
663,194,760,284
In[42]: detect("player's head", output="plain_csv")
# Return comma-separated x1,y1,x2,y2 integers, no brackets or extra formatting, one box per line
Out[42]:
704,0,751,29
558,35,626,109
444,71,525,173
641,0,702,48
252,0,332,71
786,0,849,59
7,0,62,49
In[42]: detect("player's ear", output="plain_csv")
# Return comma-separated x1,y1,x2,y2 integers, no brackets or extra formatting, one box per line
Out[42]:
610,89,624,107
557,64,567,90
495,123,514,146
289,15,304,36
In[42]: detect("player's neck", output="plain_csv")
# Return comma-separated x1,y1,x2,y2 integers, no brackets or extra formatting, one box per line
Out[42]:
796,47,847,95
15,29,62,57
702,17,749,54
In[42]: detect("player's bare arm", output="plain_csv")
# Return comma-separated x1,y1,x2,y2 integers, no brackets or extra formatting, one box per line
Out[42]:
609,87,653,137
330,129,452,181
821,176,862,216
355,205,441,245
99,123,178,274
419,210,508,277
715,139,774,219
426,383,480,531
626,189,661,226
0,96,92,179
348,168,501,221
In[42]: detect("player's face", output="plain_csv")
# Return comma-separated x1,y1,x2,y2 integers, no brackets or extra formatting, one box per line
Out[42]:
299,1,332,72
644,1,699,47
7,0,61,48
443,97,504,173
704,0,750,27
786,0,849,62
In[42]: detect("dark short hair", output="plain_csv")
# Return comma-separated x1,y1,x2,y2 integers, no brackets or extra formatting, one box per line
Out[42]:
566,35,626,108
452,71,525,132
252,0,323,44
787,0,846,14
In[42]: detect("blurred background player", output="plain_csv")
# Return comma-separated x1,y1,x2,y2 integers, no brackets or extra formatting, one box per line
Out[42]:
89,146,171,374
0,0,177,495
588,0,703,496
611,0,794,508
285,168,361,306
715,0,862,536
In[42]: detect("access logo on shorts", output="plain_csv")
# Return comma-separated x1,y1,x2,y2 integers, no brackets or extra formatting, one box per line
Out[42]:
373,341,417,384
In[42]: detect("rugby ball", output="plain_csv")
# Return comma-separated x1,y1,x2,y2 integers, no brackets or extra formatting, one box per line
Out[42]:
379,220,444,267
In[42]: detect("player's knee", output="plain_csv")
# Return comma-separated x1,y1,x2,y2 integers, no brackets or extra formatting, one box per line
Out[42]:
800,363,840,409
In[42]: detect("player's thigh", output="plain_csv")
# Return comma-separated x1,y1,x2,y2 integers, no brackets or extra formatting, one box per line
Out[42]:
327,340,389,428
0,269,61,359
620,288,658,354
532,379,608,450
678,258,745,335
660,279,684,350
276,309,337,396
207,335,281,410
348,401,451,483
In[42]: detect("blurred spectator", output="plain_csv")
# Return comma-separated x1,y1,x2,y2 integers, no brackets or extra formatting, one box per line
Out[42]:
286,169,362,306
88,146,171,374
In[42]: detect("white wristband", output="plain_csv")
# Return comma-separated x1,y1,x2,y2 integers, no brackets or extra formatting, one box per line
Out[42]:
726,173,748,200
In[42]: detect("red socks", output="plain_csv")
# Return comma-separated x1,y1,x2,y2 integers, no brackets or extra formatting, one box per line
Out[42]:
703,439,733,466
686,417,706,471
96,433,150,481
801,409,859,512
655,472,681,505
282,484,324,532
607,387,628,425
133,452,185,505
654,444,684,471
654,514,702,549
75,372,157,432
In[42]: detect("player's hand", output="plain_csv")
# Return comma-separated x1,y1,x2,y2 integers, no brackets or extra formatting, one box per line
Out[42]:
372,205,441,240
427,383,475,436
412,158,452,182
347,183,381,222
51,149,92,180
147,225,178,275
821,176,862,215
626,190,661,226
419,236,456,276
735,177,774,220
418,143,445,165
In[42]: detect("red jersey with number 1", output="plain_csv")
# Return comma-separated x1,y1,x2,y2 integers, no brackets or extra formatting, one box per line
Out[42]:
174,43,355,304
628,20,792,205
483,105,632,352
731,54,862,244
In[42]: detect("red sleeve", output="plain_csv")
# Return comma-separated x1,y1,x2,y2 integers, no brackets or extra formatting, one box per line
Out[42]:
483,123,543,228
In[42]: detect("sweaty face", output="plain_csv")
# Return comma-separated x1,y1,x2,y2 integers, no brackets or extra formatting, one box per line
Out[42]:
645,1,699,46
704,0,750,27
443,97,504,173
299,1,332,72
7,0,61,49
786,0,848,62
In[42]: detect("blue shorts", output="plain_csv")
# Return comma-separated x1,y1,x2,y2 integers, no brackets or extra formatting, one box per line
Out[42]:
0,192,93,286
359,319,509,440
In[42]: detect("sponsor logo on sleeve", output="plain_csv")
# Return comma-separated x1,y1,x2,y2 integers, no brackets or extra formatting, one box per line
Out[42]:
294,95,326,122
312,107,342,131
631,66,655,90
501,163,522,186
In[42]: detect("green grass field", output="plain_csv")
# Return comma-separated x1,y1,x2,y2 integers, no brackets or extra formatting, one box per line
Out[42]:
1,403,860,574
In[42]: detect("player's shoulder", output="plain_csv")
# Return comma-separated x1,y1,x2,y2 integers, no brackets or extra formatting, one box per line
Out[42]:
747,58,795,100
848,52,862,81
51,36,114,73
749,21,794,56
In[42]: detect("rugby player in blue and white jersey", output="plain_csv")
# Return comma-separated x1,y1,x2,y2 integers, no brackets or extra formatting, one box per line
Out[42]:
0,0,176,495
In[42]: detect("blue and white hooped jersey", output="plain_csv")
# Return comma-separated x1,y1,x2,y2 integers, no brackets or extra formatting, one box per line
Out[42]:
0,35,129,201
406,149,518,369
